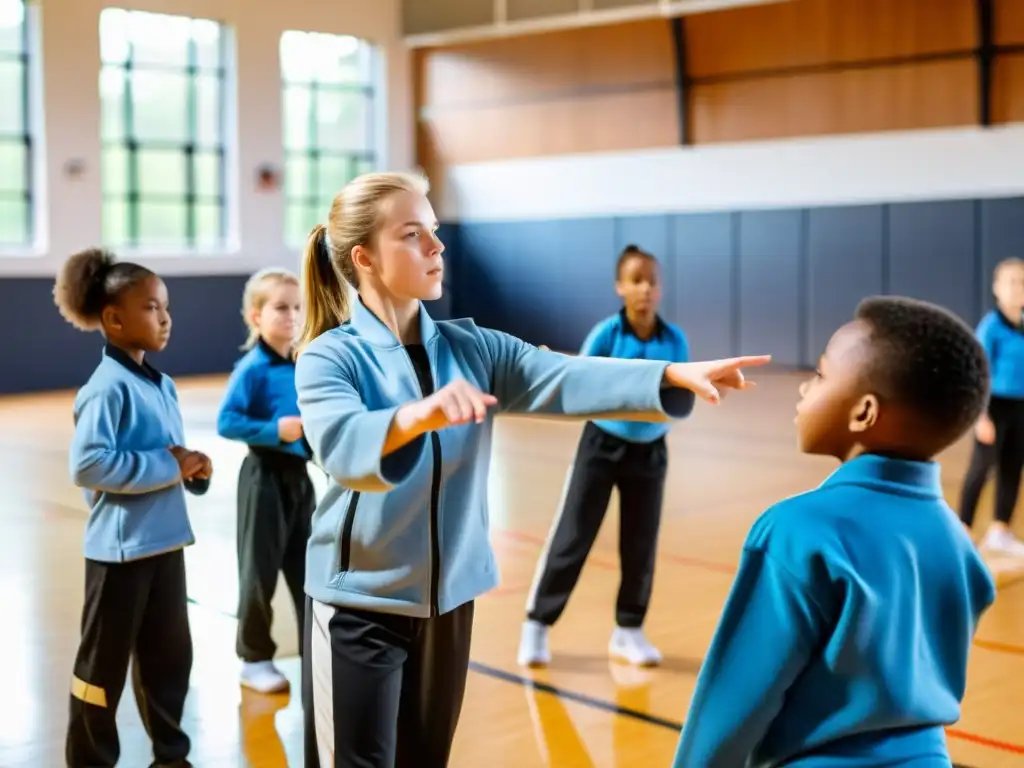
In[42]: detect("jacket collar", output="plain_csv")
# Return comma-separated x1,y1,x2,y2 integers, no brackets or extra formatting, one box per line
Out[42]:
350,297,439,348
994,307,1024,334
819,453,942,499
257,337,293,366
619,308,667,341
104,343,162,385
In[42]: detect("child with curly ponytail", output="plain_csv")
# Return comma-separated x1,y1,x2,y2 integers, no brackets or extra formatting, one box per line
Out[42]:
54,247,211,767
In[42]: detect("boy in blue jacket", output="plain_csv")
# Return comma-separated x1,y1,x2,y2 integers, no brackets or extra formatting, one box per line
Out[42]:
53,248,212,768
218,267,314,695
672,296,997,767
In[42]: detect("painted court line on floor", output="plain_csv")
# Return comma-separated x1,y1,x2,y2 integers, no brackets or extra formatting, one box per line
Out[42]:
183,597,1024,761
467,660,995,768
492,527,1024,658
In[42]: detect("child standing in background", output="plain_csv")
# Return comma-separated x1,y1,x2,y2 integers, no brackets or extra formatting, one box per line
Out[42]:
672,297,996,767
217,267,315,694
54,248,211,768
518,244,691,668
959,257,1024,555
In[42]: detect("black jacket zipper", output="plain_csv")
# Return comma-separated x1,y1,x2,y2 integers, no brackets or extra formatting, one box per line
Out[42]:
403,345,442,618
427,432,442,617
339,491,361,572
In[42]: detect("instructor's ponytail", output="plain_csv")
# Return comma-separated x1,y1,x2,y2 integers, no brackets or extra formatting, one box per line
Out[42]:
299,223,350,352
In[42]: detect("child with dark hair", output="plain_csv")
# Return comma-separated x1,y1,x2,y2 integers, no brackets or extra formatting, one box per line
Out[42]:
53,248,211,768
518,244,690,668
958,257,1024,555
672,296,997,767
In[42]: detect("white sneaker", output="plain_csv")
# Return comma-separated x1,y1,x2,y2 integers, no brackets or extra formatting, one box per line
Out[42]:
609,627,662,667
981,527,1024,557
517,620,551,667
240,660,290,694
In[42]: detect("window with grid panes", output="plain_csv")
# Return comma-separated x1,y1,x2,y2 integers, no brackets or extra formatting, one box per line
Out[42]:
99,8,227,249
0,0,33,246
280,31,377,247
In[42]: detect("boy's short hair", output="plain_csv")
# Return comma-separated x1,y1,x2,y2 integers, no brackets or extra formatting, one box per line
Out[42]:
855,296,989,448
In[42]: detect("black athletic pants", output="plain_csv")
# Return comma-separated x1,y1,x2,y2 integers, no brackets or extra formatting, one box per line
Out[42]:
307,598,475,768
527,421,668,628
960,395,1024,527
236,449,315,662
66,549,193,768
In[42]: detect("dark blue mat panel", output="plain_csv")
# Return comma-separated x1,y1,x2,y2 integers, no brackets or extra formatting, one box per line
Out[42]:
452,195,1024,368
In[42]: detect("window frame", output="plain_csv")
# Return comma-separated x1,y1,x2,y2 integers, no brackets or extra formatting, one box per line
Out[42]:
0,0,35,249
280,30,378,248
98,8,229,251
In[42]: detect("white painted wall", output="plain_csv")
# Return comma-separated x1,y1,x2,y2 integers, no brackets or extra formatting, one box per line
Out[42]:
0,0,411,276
439,125,1024,222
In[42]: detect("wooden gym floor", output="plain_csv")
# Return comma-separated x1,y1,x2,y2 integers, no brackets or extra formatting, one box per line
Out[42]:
1,370,1023,768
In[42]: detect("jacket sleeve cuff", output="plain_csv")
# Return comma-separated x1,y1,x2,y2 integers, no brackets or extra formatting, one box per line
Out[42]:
324,407,427,492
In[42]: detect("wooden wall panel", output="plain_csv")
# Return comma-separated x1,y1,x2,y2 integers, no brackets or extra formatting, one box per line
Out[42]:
994,0,1024,45
421,90,678,165
991,0,1024,126
685,0,976,79
416,20,678,179
414,0,1014,176
418,21,674,108
415,19,679,107
691,59,978,144
684,0,979,144
993,53,1024,123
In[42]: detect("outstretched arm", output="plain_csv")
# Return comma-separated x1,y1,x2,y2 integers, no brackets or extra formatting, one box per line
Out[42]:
483,329,693,420
481,328,767,421
671,548,821,767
